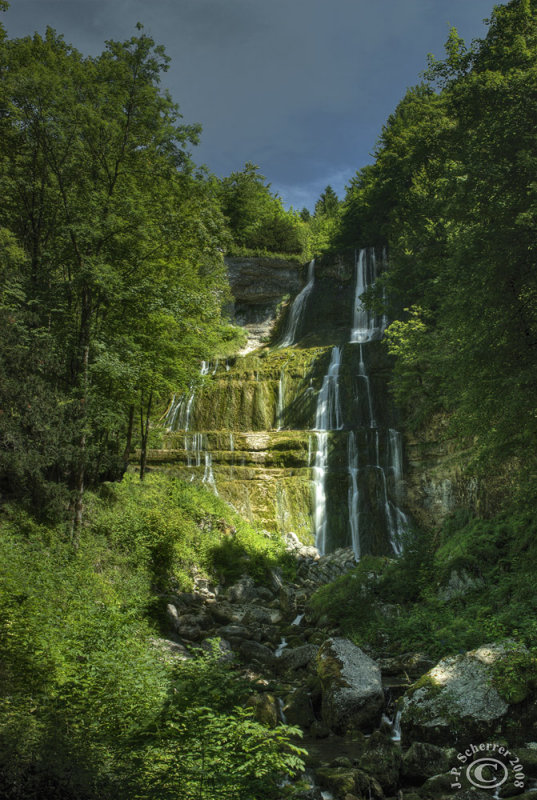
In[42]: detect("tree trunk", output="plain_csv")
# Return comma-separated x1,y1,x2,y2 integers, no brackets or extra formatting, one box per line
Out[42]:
70,342,89,548
123,404,135,468
139,389,153,481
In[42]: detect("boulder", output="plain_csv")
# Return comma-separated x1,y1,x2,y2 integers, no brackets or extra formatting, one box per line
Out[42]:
317,637,384,734
239,639,276,668
245,693,279,728
227,576,258,604
316,767,383,800
278,644,319,673
358,732,402,794
208,601,242,625
283,687,315,728
218,623,260,642
402,741,451,781
243,605,282,625
166,605,207,640
400,644,512,746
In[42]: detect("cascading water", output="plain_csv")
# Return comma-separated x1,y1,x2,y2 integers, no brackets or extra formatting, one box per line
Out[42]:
347,432,360,559
313,347,343,555
280,259,315,347
165,361,218,494
350,248,382,344
276,368,285,430
345,247,407,557
162,246,408,558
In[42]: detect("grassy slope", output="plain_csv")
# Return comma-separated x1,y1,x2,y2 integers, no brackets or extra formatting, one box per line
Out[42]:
310,509,537,668
0,473,301,800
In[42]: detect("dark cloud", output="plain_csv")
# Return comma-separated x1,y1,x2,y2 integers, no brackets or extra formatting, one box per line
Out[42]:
3,0,495,209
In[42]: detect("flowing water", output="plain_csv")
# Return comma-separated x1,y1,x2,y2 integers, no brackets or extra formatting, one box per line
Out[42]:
280,259,316,346
313,347,343,554
164,247,408,557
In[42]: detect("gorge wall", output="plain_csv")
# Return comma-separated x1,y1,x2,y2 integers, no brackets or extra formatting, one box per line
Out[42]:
146,251,484,552
146,251,410,557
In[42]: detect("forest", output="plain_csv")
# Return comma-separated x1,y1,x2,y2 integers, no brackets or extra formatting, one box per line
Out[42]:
2,0,537,798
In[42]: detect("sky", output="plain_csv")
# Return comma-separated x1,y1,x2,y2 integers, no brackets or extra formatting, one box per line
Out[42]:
3,0,497,211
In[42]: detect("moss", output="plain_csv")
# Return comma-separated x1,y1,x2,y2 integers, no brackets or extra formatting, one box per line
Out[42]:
406,673,443,699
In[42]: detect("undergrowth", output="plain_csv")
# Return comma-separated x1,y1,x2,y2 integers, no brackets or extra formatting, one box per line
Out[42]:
309,510,537,662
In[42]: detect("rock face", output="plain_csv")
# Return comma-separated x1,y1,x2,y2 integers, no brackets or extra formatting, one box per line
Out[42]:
226,256,303,353
317,637,384,734
144,249,405,556
400,644,510,746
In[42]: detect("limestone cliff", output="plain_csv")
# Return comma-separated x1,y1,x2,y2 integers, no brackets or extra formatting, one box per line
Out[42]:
145,250,488,549
146,250,407,557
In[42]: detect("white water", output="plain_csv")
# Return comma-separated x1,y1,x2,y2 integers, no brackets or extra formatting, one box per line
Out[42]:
313,347,343,554
359,344,376,428
291,613,305,626
346,249,408,557
280,259,315,347
350,248,381,343
391,709,402,742
315,347,343,432
274,637,288,657
278,698,287,724
276,368,285,430
348,431,361,560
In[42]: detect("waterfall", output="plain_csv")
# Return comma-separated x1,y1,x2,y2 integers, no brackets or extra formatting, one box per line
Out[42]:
313,347,343,554
346,248,407,557
359,344,376,428
276,368,285,430
165,360,210,430
348,432,360,559
350,248,381,344
280,259,315,347
315,347,343,432
313,432,329,555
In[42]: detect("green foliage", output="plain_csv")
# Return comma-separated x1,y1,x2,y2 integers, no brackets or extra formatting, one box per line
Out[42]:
218,162,306,256
0,25,238,517
491,642,537,703
332,0,537,495
91,472,293,590
0,478,304,799
310,509,537,661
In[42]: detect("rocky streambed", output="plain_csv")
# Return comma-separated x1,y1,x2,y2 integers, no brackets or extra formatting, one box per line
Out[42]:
159,537,537,800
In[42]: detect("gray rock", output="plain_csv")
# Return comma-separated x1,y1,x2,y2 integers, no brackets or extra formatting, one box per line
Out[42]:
278,643,319,673
150,636,192,662
207,601,241,625
402,741,451,780
438,568,485,603
239,640,276,668
317,637,384,734
166,605,209,640
400,643,512,746
218,623,260,642
256,586,274,603
243,605,282,625
283,687,315,728
359,732,402,794
227,576,258,604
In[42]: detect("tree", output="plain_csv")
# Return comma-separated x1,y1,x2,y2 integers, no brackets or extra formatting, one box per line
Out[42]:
314,185,340,218
0,26,235,523
218,162,304,254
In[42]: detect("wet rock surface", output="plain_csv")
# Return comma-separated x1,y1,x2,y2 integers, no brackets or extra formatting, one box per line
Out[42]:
156,548,536,799
317,638,384,734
